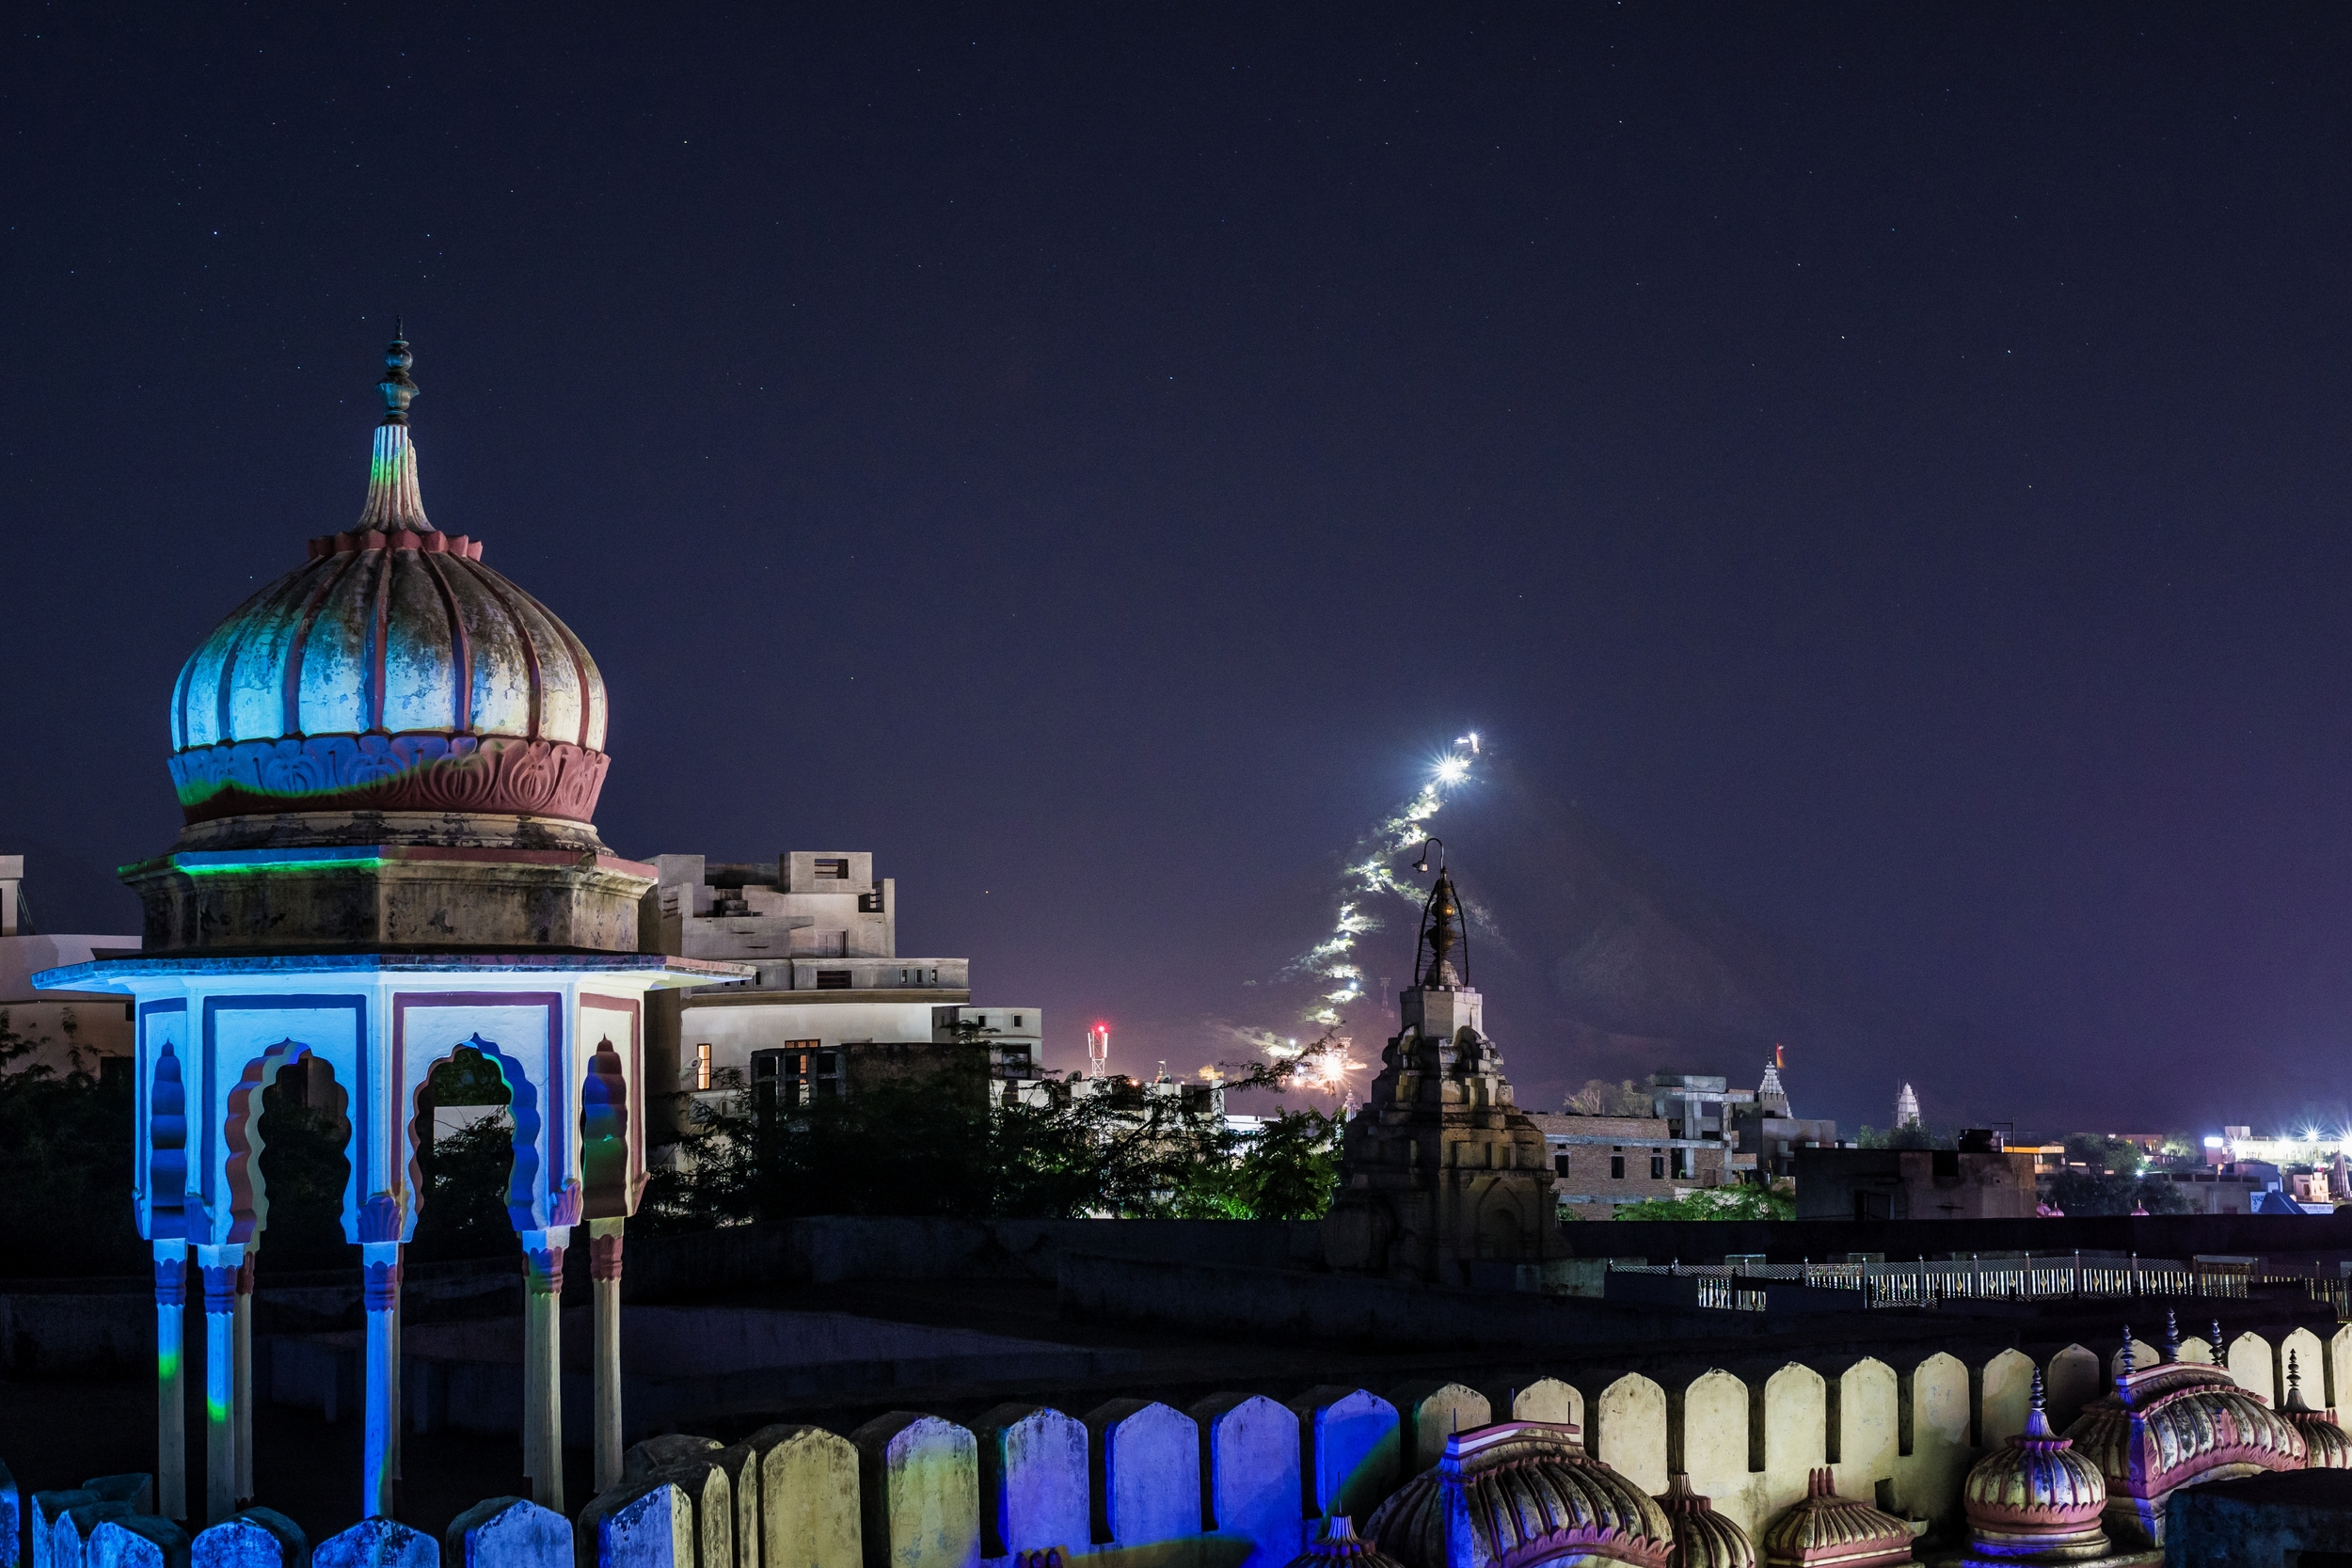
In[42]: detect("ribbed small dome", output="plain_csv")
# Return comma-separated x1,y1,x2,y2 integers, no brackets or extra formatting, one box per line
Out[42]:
1364,1422,1673,1568
1656,1474,1755,1568
166,336,611,828
1282,1516,1407,1568
1758,1469,1914,1568
2284,1358,2352,1469
1962,1374,2111,1563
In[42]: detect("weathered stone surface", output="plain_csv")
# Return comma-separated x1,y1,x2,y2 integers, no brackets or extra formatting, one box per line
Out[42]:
970,1405,1086,1560
577,1483,692,1568
1190,1393,1300,1568
1492,1377,1580,1429
1592,1372,1668,1496
707,1447,760,1568
0,1461,20,1568
76,1482,153,1520
1386,1381,1490,1473
56,1502,133,1568
31,1491,100,1568
1082,1401,1199,1549
1286,1387,1398,1523
445,1497,571,1568
744,1425,860,1568
623,1438,723,1483
313,1519,435,1568
850,1412,980,1568
191,1510,307,1568
87,1518,191,1568
644,1465,731,1568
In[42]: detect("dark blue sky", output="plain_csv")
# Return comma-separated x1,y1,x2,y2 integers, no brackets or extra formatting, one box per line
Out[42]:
8,7,2352,1135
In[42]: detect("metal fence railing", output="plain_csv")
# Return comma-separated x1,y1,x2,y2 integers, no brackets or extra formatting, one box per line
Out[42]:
1605,1254,2293,1312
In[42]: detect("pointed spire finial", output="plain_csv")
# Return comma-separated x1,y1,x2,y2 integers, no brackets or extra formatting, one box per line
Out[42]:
378,325,419,425
2164,1308,2182,1363
2022,1367,2055,1439
2120,1326,2136,1377
2031,1368,2046,1410
2213,1318,2228,1372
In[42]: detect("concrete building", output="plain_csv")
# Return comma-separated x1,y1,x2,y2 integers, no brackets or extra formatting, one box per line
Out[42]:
642,851,1043,1134
1794,1134,2040,1220
1733,1061,1838,1179
0,853,141,1075
1529,1110,1733,1216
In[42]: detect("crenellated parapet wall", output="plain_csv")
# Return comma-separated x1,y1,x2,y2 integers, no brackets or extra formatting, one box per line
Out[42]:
19,1322,2344,1568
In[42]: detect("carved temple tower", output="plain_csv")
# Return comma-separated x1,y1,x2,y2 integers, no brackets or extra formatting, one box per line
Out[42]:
37,336,746,1523
1322,851,1564,1283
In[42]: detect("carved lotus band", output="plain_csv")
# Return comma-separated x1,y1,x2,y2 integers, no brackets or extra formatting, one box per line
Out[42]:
169,733,610,826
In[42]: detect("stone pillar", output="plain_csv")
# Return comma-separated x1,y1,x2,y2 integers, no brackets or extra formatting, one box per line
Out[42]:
233,1251,255,1506
152,1243,189,1522
590,1218,627,1495
520,1230,568,1513
193,1244,242,1525
359,1241,403,1519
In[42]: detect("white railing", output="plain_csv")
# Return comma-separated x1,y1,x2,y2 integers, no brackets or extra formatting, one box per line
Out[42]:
1608,1254,2262,1310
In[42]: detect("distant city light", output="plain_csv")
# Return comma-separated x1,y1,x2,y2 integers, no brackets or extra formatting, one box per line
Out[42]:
2203,1136,2223,1147
1434,755,1470,785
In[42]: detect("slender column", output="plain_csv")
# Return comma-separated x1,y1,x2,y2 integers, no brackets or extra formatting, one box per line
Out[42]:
195,1243,242,1524
589,1217,626,1492
520,1228,568,1513
153,1241,189,1521
234,1248,256,1503
360,1241,403,1518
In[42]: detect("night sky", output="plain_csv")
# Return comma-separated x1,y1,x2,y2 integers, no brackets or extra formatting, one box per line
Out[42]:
8,8,2352,1137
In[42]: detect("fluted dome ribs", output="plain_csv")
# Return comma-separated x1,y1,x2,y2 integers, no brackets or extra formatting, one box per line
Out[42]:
166,337,611,827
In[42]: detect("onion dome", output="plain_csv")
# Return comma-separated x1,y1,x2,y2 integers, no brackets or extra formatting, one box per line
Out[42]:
1363,1421,1674,1568
1758,1469,1915,1568
1655,1474,1755,1568
1960,1371,2109,1564
2059,1323,2307,1548
1282,1517,1407,1568
2283,1352,2352,1469
166,333,610,829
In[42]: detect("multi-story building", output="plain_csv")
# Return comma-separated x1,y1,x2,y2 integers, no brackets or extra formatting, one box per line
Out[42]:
1529,1111,1733,1216
1795,1132,2039,1220
642,851,1044,1139
0,854,140,1076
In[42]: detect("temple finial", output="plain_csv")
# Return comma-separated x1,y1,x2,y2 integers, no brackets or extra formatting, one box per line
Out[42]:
378,326,419,425
2031,1369,2046,1410
2022,1367,2054,1438
2119,1326,2135,1377
2212,1318,2227,1372
2164,1308,2181,1363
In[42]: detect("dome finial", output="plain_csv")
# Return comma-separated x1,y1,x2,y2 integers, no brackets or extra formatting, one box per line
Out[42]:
2164,1308,2182,1363
2119,1326,2135,1378
2212,1318,2228,1373
378,324,419,425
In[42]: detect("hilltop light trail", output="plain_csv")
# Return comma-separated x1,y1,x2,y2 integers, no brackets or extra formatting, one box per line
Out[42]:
1257,733,1485,1101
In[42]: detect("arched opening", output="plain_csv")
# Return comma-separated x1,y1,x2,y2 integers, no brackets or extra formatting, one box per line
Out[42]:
580,1038,631,1219
408,1043,521,1260
248,1053,354,1271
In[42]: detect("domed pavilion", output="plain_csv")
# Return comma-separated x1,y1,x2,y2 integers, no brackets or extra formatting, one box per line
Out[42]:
2060,1324,2308,1547
37,336,747,1525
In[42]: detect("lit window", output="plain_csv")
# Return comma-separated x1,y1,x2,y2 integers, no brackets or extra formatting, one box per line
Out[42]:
695,1043,712,1091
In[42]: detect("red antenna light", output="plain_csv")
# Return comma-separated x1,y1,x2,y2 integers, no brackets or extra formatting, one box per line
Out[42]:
1087,1022,1111,1078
